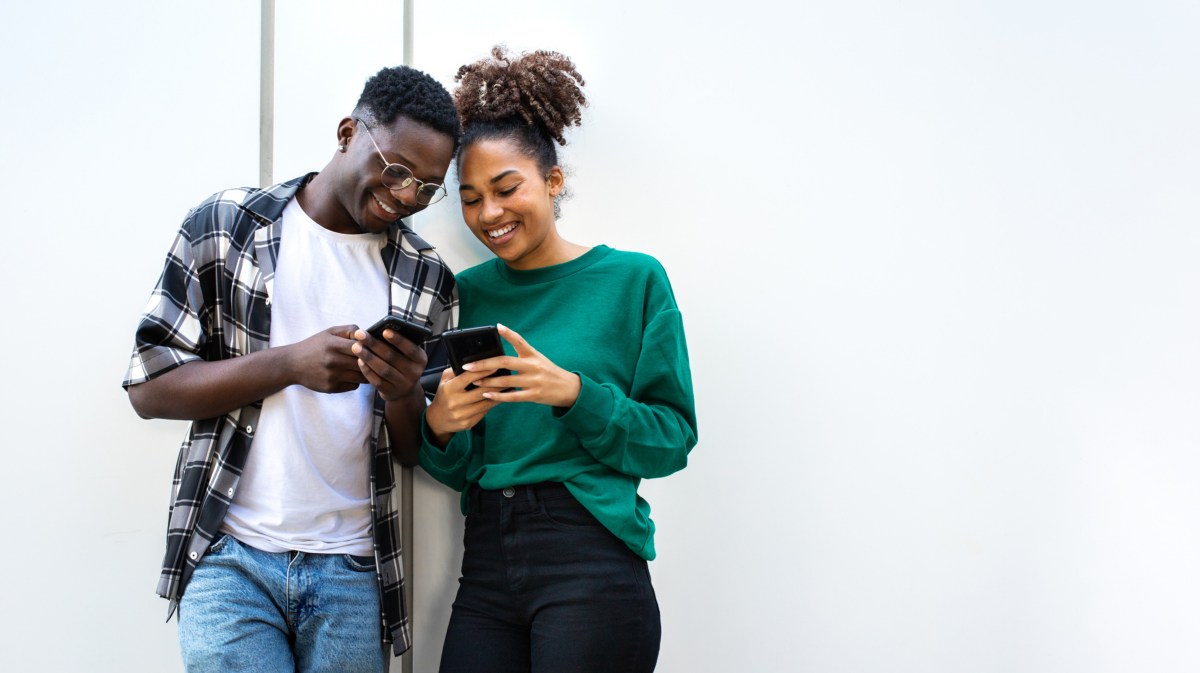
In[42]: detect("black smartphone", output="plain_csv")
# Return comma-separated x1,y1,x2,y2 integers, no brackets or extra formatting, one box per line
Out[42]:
442,325,511,389
365,315,433,345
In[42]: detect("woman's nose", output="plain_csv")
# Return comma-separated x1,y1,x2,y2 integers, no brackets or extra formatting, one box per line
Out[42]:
480,198,503,223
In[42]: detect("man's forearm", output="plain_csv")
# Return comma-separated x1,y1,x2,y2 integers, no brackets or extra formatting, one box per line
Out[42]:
127,348,295,421
384,384,426,466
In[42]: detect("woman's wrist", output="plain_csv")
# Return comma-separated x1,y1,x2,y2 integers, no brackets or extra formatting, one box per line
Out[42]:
423,406,456,448
553,371,582,409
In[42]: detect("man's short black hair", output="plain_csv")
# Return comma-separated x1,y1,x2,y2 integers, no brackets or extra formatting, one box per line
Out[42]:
354,66,461,149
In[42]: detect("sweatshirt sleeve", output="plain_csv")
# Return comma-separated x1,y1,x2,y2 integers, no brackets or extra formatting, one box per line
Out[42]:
418,410,477,492
554,306,698,479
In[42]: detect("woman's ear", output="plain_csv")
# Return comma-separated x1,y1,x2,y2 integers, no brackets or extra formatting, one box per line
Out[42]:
546,166,565,197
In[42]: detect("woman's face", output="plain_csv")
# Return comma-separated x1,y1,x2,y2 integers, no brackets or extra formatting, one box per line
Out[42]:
458,138,564,270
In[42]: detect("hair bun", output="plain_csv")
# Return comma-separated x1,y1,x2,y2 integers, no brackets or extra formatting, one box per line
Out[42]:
454,45,587,146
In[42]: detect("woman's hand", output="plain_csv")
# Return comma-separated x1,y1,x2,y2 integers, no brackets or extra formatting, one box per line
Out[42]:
424,365,499,446
468,324,581,409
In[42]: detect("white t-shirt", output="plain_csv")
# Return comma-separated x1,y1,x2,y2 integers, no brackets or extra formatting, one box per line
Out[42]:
222,198,388,556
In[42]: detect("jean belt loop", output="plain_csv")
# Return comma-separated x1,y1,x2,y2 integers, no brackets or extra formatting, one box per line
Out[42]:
525,484,538,507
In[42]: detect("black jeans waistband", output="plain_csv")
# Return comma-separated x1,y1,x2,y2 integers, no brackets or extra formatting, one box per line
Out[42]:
469,481,572,510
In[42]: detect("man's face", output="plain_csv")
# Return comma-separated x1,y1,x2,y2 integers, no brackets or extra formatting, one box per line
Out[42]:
335,115,455,235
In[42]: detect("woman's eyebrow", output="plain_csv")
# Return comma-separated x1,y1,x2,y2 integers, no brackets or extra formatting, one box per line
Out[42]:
460,169,519,191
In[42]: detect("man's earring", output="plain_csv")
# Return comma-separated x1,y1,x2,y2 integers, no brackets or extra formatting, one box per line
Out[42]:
338,144,347,152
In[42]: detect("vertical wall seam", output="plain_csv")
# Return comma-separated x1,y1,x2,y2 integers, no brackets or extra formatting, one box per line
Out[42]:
400,6,415,673
259,0,274,187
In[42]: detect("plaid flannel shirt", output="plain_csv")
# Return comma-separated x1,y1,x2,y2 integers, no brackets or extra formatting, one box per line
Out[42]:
123,174,457,655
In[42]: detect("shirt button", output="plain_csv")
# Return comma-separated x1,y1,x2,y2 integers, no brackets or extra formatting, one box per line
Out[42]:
265,298,271,306
245,425,253,433
189,551,198,560
227,488,234,496
502,487,516,498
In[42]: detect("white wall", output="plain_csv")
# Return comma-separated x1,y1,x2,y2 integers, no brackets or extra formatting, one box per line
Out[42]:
411,3,1200,671
0,3,255,670
2,2,1198,672
0,1,407,670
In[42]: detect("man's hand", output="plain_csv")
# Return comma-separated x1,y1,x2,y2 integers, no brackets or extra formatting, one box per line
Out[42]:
351,326,427,401
352,326,430,464
287,325,370,393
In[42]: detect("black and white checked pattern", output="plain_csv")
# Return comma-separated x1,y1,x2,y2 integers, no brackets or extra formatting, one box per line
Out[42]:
123,174,458,655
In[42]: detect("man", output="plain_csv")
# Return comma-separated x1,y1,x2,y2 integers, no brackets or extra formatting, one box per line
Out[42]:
123,66,460,673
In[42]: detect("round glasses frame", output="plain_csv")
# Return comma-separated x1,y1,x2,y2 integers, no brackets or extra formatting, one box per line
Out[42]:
354,118,448,206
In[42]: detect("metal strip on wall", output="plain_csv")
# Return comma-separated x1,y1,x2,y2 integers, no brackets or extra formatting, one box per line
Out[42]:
259,0,274,187
259,3,416,670
400,4,415,672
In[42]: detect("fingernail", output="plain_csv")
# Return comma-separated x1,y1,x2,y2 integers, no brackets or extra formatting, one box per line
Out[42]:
351,343,361,355
462,363,474,371
497,323,506,330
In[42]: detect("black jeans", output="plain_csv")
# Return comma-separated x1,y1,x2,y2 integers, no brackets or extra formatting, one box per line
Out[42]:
439,482,661,673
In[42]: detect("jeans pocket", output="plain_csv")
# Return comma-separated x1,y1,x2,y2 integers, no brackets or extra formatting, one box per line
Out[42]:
342,553,377,572
206,533,233,556
538,498,603,530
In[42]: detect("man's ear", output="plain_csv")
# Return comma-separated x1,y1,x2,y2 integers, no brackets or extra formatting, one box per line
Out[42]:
336,117,357,150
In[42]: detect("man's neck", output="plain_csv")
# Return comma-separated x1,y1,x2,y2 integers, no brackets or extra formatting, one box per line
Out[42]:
294,169,356,235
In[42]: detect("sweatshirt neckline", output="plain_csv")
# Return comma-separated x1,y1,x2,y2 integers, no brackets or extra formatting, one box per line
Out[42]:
494,245,612,285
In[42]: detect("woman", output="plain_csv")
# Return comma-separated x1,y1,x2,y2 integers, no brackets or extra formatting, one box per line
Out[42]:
421,46,698,673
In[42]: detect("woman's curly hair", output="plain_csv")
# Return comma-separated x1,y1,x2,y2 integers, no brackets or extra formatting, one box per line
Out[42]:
454,45,587,147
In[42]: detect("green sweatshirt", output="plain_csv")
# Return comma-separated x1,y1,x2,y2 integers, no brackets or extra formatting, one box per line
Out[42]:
420,245,697,560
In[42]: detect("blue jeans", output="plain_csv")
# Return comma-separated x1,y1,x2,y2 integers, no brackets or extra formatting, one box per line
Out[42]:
178,534,386,673
439,482,661,673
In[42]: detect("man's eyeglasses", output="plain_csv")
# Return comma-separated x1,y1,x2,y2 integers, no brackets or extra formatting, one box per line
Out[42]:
354,118,448,206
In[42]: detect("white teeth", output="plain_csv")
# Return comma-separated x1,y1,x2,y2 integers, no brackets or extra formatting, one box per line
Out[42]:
374,194,397,214
488,223,517,239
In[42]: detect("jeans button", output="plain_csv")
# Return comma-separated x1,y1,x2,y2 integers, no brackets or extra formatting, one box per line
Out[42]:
502,487,516,498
